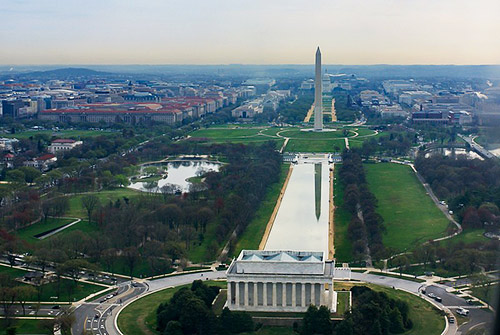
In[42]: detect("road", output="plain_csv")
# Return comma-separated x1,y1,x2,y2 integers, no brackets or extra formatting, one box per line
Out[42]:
459,134,497,160
351,272,494,335
72,282,146,335
72,271,226,335
70,269,494,335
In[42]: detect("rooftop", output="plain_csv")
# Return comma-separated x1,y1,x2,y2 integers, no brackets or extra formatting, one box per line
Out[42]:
228,250,334,277
239,250,323,263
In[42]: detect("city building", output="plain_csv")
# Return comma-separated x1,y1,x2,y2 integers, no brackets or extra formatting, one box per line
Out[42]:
226,250,343,313
449,111,473,125
377,104,407,118
359,90,390,107
48,139,83,154
411,111,449,124
382,80,418,95
24,154,57,171
398,91,432,105
0,138,19,151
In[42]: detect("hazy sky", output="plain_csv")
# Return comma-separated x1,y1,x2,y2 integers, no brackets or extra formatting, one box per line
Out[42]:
1,0,499,65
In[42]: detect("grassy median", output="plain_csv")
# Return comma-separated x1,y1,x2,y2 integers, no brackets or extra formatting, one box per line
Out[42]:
364,163,449,252
117,281,226,335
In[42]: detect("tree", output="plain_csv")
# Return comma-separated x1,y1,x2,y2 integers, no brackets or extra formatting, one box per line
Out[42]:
389,308,405,333
392,255,409,277
41,199,54,223
301,305,331,335
6,170,25,183
160,183,179,201
123,246,139,279
113,174,130,187
19,167,41,183
82,195,100,224
164,320,183,335
15,286,36,315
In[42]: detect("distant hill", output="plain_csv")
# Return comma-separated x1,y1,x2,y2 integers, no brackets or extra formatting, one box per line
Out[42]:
21,67,112,78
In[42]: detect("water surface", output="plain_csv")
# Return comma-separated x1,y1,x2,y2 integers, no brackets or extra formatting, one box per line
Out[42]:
265,158,330,254
129,161,221,193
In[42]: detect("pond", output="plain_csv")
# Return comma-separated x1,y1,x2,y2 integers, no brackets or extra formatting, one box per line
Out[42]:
129,160,221,193
264,156,330,255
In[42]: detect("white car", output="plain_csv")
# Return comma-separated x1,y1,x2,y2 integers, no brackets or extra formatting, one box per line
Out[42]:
457,308,469,316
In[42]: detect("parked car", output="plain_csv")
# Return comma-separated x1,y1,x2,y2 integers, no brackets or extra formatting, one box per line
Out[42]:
449,316,455,324
457,308,469,316
427,292,436,298
434,296,442,303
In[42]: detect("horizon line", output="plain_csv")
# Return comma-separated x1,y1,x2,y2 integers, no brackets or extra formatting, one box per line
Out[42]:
2,63,500,67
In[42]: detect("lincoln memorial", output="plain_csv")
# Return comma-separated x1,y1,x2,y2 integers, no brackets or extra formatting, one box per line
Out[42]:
226,250,343,313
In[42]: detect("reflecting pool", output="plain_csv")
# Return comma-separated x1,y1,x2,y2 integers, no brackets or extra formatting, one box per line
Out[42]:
265,157,330,255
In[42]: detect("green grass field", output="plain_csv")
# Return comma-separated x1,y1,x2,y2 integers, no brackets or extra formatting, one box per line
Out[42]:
33,279,104,302
333,291,350,317
0,264,28,278
399,265,463,278
186,127,284,146
191,128,262,138
233,164,290,256
117,280,226,335
2,129,115,139
333,165,353,262
66,188,145,218
279,129,351,139
1,319,51,335
285,139,346,153
364,163,449,252
54,220,99,236
444,228,489,246
15,218,75,244
470,284,498,307
15,218,98,248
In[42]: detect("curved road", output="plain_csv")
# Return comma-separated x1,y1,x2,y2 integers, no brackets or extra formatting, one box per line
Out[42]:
72,270,492,335
72,271,226,335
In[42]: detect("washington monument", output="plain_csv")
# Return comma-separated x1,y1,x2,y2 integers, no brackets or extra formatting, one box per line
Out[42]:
314,47,323,131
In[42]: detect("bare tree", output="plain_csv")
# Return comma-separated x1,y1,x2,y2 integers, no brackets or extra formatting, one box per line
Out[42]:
82,195,100,224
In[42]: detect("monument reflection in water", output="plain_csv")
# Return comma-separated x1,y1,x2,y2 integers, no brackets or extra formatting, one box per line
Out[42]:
265,158,330,255
314,163,322,220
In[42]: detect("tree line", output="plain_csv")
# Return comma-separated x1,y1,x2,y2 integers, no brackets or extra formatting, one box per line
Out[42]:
415,155,500,231
1,141,282,281
339,150,385,261
334,286,412,335
156,280,254,335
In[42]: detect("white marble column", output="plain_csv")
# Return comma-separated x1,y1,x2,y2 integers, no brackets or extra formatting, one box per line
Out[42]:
244,282,249,306
282,283,287,307
311,283,316,305
319,283,325,305
301,283,306,307
253,282,258,306
235,282,240,306
263,282,267,306
272,282,277,307
227,281,232,306
292,283,297,307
